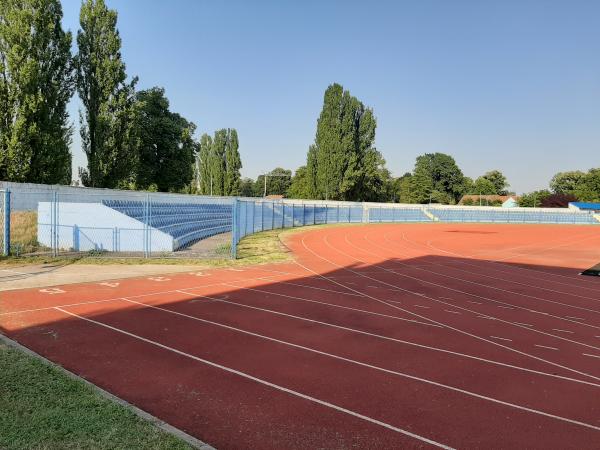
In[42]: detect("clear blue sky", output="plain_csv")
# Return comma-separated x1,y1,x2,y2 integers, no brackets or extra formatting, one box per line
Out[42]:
61,0,600,194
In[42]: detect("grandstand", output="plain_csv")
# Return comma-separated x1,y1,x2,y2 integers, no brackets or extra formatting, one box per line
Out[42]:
425,206,599,224
103,200,232,249
369,207,432,222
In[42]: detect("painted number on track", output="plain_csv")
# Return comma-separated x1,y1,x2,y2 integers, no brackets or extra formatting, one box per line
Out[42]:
39,288,65,295
148,277,170,282
98,282,120,288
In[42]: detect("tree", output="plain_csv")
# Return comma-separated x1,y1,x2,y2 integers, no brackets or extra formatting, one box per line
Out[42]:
209,129,227,196
518,190,551,207
540,193,578,208
224,129,242,195
197,133,212,194
0,0,73,184
550,171,585,195
75,0,139,188
288,166,310,199
574,168,600,202
481,170,509,195
198,128,241,196
471,177,497,195
239,178,255,197
254,168,292,197
409,153,465,204
134,87,196,192
304,83,382,201
395,173,413,203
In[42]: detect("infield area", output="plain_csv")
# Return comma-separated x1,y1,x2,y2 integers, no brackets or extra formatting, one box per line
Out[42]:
1,223,600,449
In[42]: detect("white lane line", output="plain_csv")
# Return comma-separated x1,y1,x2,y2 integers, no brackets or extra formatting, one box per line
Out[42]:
468,301,483,305
535,345,559,351
566,316,586,321
64,302,600,435
582,353,600,359
180,288,600,388
373,233,600,325
54,306,453,449
490,336,513,342
514,322,534,328
305,234,600,382
279,281,365,298
477,315,495,320
211,286,441,329
413,305,430,309
552,329,574,334
497,305,514,310
444,310,461,315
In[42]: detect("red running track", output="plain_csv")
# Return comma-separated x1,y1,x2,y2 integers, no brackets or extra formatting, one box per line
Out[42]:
2,223,600,449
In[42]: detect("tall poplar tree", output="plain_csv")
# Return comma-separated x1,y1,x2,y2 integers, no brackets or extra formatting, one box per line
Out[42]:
197,133,212,194
209,129,227,196
74,0,138,188
224,128,242,195
304,83,381,201
0,0,73,184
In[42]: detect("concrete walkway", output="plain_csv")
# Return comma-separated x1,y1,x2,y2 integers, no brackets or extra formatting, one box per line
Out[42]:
0,264,202,291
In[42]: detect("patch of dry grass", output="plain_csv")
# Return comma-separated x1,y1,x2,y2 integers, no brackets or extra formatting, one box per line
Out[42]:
8,211,47,255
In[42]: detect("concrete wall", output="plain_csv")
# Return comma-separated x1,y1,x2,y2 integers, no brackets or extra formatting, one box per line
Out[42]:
0,181,232,211
37,202,173,252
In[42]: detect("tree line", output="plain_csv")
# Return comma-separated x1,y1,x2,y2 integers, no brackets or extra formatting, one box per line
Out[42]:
0,0,241,193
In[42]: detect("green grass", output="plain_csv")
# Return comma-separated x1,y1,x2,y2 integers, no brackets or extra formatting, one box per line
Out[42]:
0,340,194,450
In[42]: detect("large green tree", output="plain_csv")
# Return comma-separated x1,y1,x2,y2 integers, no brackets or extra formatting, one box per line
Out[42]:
0,0,73,184
480,170,509,195
198,128,241,196
75,0,138,188
550,170,585,195
409,153,465,204
288,166,310,199
304,83,382,201
134,87,196,192
255,168,292,197
471,177,497,195
574,168,600,202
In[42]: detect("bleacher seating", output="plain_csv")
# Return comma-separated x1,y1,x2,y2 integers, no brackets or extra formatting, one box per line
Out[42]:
369,207,432,222
103,200,232,249
427,208,598,224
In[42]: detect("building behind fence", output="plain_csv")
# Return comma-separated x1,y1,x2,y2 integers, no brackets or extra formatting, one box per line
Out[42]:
0,181,598,259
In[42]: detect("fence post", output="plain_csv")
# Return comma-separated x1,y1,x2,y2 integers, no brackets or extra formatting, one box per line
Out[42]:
2,190,10,256
52,190,58,256
231,198,238,259
143,194,149,258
